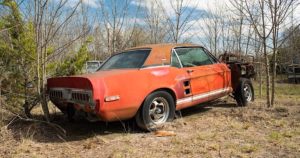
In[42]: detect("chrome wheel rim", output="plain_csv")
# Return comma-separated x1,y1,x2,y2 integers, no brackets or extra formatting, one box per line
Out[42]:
244,84,252,102
149,97,170,124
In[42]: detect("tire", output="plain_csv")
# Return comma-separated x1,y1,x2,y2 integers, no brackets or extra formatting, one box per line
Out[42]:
234,78,254,106
135,91,175,131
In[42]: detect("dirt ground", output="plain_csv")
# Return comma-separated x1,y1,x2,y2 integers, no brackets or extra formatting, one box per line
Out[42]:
0,84,299,158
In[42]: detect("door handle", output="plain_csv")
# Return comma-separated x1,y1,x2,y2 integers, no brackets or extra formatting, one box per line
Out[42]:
187,69,194,73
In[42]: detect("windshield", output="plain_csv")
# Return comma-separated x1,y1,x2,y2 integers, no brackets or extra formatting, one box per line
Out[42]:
99,49,151,70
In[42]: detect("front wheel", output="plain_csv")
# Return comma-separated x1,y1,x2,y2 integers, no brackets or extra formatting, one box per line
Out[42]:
234,78,254,106
135,91,175,131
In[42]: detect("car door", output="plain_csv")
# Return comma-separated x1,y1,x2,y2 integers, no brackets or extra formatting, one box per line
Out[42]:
202,48,229,97
173,47,226,103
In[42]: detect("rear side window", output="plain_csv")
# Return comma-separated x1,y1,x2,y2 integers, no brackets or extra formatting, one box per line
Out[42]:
99,49,151,70
175,47,215,67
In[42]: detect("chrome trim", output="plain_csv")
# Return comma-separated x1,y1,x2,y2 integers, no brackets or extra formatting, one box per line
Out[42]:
141,65,170,69
176,97,193,105
171,49,183,68
176,87,231,105
49,87,95,109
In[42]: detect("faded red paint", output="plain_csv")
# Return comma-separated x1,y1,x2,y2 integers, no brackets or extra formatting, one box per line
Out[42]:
47,44,233,121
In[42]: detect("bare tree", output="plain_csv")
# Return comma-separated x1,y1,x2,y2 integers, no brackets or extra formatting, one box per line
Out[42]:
268,0,296,106
98,0,142,56
158,0,199,43
144,0,168,44
230,0,274,107
32,0,87,120
230,0,299,107
198,2,225,55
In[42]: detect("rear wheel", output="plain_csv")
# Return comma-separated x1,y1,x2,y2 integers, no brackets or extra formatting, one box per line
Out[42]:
135,91,175,131
234,78,254,106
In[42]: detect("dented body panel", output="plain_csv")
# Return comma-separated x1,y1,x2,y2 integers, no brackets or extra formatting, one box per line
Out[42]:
47,44,233,121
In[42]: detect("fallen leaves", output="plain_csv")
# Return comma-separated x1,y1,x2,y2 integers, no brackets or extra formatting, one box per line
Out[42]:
154,130,176,137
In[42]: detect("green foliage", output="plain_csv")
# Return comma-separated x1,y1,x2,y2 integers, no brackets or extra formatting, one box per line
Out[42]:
48,38,92,77
46,46,55,57
0,0,36,112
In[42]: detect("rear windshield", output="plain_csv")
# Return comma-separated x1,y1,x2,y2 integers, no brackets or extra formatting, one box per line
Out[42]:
99,49,151,70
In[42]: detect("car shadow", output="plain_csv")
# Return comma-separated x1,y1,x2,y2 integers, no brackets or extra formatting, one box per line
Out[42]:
6,100,238,143
7,114,140,143
179,100,237,117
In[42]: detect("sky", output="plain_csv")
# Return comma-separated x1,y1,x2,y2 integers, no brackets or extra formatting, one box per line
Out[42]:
62,0,229,18
67,0,232,39
69,0,300,36
19,0,300,36
18,0,299,52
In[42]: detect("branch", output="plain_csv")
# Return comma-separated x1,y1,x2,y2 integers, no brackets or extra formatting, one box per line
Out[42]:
1,106,66,137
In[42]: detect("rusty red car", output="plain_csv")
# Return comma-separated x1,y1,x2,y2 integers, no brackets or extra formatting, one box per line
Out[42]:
47,44,254,131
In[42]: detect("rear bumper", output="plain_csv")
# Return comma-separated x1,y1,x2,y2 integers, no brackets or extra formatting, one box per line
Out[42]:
49,87,96,112
49,87,138,121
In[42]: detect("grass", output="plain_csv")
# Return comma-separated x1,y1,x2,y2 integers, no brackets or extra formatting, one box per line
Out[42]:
0,81,299,157
240,144,258,153
252,79,300,100
268,131,283,141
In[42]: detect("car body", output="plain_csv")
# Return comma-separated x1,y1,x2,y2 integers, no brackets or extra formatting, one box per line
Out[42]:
287,64,300,83
47,44,254,130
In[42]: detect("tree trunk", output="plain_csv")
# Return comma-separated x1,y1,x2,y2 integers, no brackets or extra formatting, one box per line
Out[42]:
0,80,1,105
245,26,251,55
271,2,279,106
175,13,180,44
259,61,262,98
41,88,50,122
271,50,277,106
41,28,50,122
214,24,217,56
23,77,32,118
263,38,271,107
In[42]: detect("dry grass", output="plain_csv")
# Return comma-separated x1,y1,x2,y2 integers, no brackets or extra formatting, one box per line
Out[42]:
0,82,300,158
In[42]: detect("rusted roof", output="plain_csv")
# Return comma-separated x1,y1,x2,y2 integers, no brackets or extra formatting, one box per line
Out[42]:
125,43,199,51
125,43,200,66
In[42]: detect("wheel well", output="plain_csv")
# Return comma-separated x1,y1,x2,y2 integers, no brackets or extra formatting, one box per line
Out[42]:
134,88,177,118
154,88,176,103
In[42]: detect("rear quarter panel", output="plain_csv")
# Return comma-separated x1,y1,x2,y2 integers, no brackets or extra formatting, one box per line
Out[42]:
98,67,187,121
